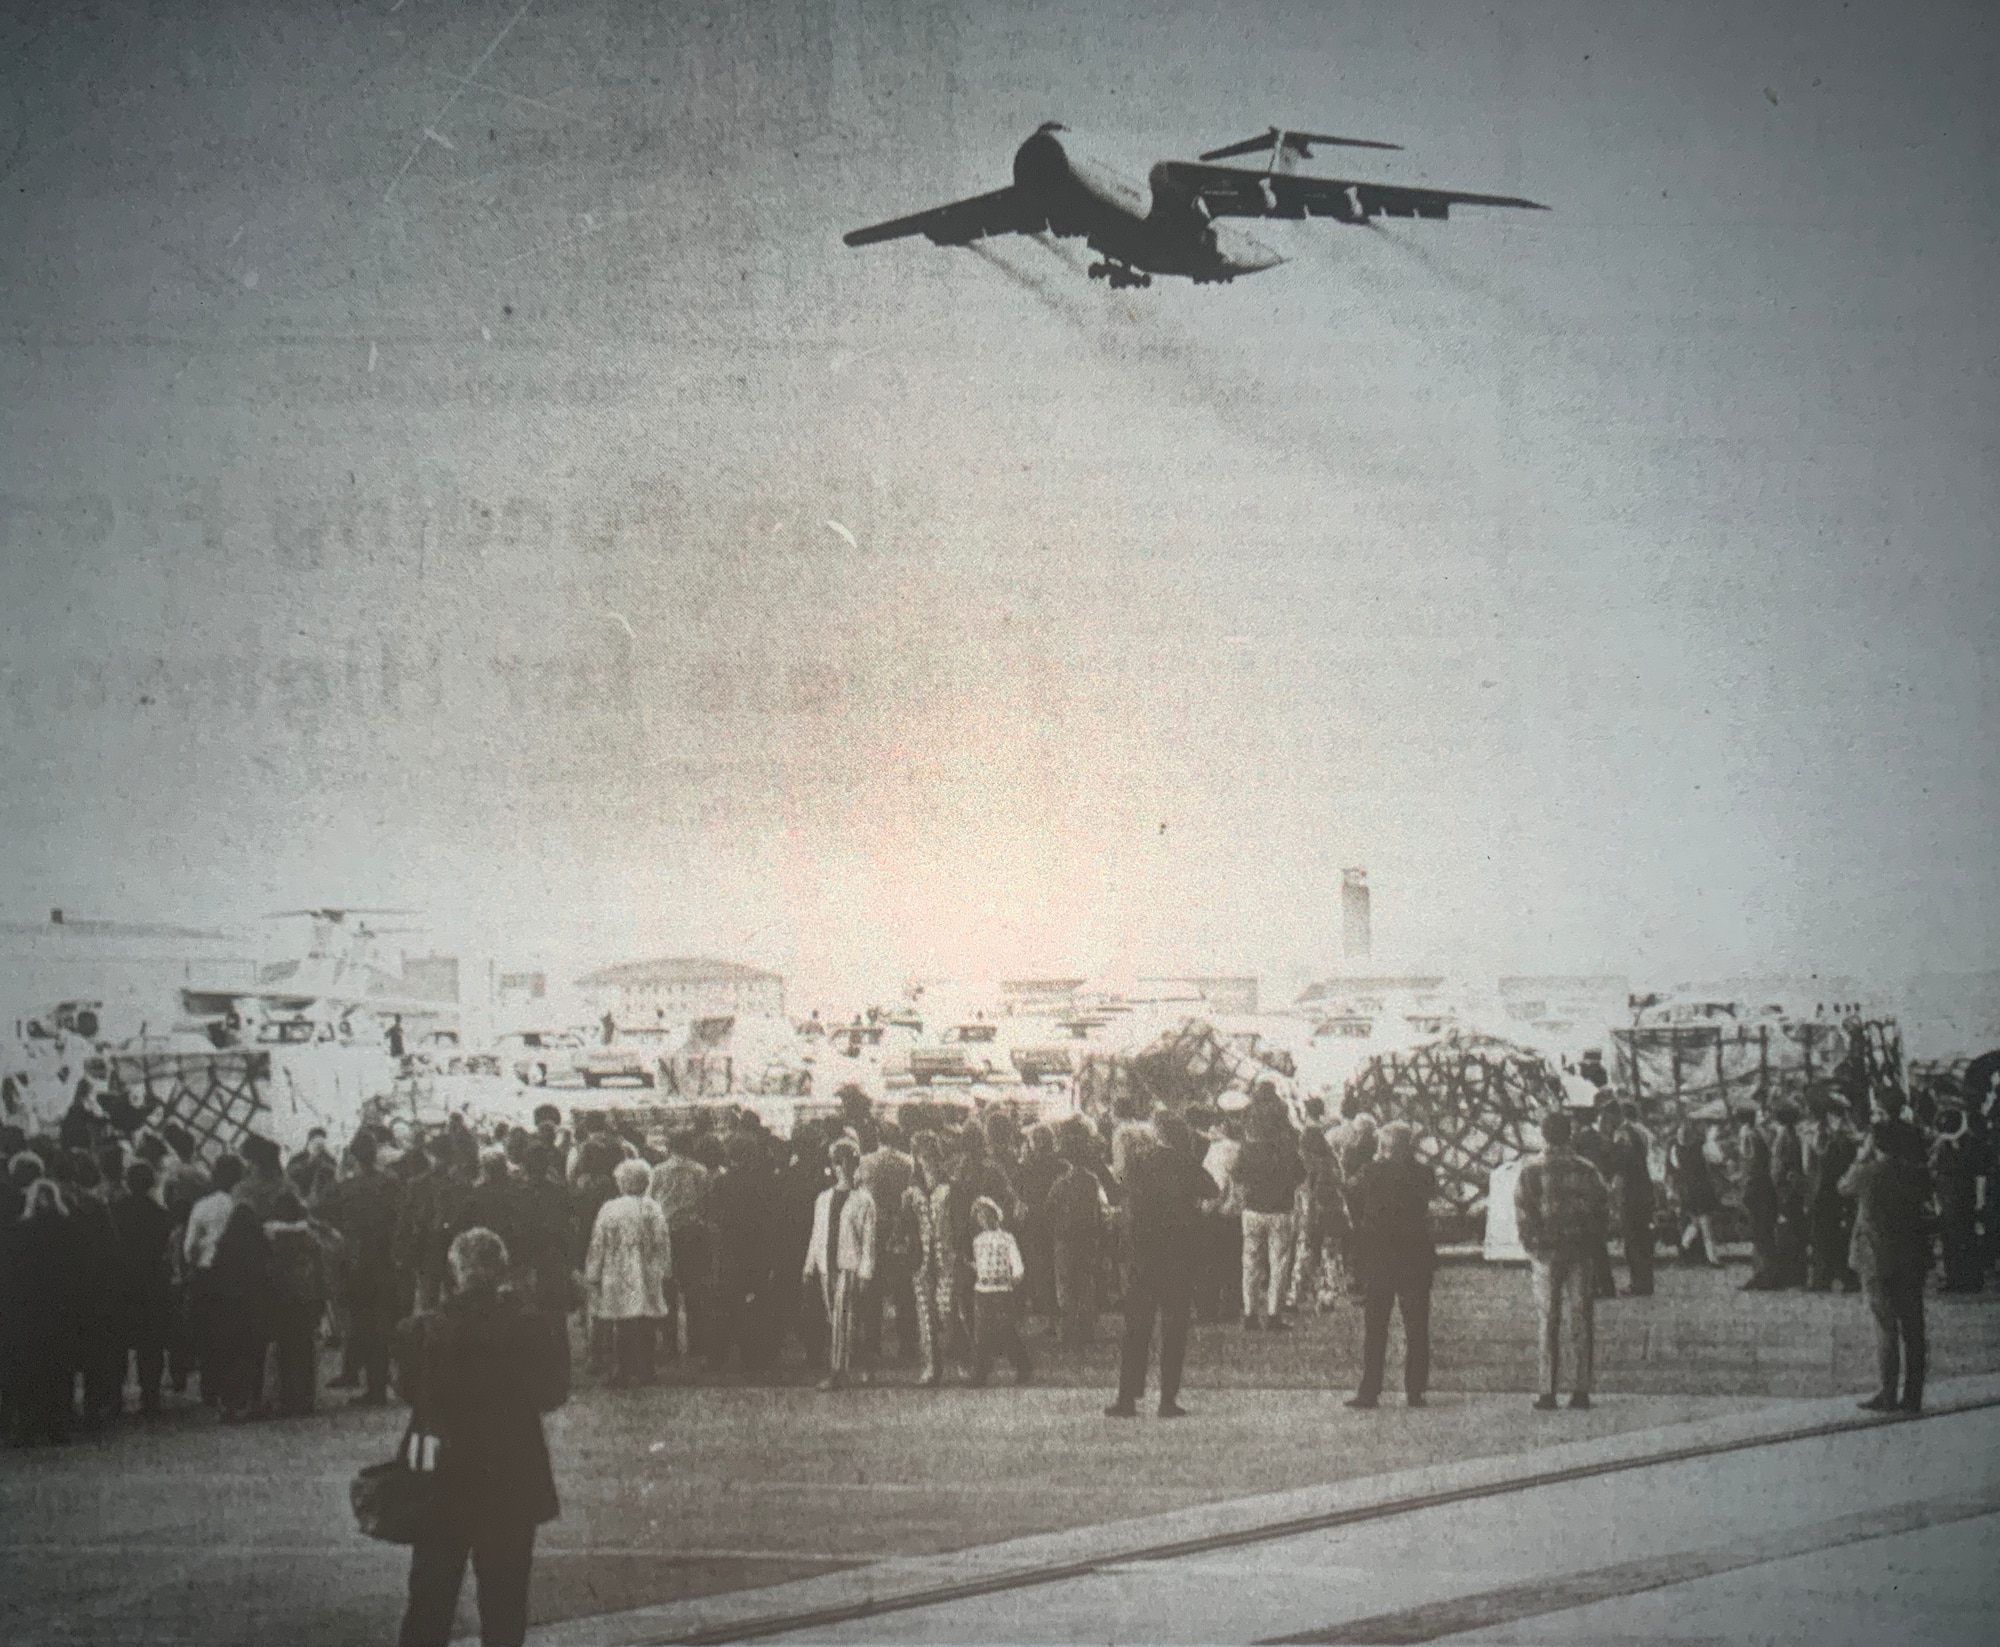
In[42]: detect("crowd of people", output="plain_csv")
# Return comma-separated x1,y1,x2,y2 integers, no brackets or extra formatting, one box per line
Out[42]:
0,1070,1990,1444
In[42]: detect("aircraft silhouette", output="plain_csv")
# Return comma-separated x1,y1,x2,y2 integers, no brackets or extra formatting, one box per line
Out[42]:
845,124,1546,289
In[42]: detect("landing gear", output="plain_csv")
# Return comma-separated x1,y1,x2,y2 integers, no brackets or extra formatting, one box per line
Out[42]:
1087,259,1152,290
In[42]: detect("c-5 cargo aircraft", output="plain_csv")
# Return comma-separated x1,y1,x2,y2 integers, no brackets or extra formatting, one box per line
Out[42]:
844,123,1546,289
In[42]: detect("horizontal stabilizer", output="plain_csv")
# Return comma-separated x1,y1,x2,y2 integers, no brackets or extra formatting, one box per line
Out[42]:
1200,127,1402,165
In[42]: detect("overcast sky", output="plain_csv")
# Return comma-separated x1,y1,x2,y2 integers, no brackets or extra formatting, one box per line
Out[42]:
1,0,1994,1006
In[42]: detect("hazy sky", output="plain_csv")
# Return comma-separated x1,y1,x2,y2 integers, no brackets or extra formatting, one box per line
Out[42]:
2,0,1994,1005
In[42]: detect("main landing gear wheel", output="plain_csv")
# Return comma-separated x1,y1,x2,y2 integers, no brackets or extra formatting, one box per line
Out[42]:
1087,260,1152,290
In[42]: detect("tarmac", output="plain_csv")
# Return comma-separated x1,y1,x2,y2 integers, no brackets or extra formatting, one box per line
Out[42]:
3,1266,1994,1644
545,1375,2000,1646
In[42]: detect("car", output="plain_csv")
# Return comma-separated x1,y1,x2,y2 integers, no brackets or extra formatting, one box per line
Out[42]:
576,1025,675,1089
500,1029,587,1088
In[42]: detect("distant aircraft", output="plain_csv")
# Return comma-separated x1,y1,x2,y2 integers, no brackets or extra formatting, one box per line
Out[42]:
178,907,431,1037
844,124,1546,289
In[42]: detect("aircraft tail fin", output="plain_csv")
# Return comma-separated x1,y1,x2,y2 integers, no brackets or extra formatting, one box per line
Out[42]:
1199,128,1402,174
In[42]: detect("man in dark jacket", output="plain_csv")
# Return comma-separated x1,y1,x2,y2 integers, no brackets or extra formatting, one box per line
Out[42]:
705,1133,777,1372
1737,1112,1780,1290
110,1159,175,1415
1571,1110,1620,1299
1769,1106,1809,1287
1345,1121,1436,1409
393,1227,568,1647
324,1130,405,1405
1106,1109,1217,1420
58,1150,124,1424
1805,1102,1862,1293
1045,1140,1104,1349
262,1183,325,1417
1930,1106,1988,1292
1842,1118,1937,1412
1605,1104,1656,1297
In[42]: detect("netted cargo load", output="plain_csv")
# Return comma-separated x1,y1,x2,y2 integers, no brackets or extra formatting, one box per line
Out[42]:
1612,1016,1902,1131
1075,1018,1291,1122
100,1049,272,1153
1342,1033,1567,1227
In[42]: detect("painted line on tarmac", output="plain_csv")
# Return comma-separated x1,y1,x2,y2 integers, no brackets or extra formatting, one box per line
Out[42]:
0,1543,859,1562
655,1392,2000,1645
1262,1486,2000,1643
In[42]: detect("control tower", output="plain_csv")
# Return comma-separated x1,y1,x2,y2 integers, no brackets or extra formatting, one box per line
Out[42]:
1341,868,1371,961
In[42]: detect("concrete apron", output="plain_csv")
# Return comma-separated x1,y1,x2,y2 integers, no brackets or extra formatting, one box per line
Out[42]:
519,1372,2000,1647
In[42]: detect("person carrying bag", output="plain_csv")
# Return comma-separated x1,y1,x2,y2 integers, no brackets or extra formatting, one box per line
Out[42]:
357,1225,568,1647
351,1421,448,1546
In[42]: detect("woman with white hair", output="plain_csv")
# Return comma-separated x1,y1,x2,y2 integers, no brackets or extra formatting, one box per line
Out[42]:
584,1158,672,1387
393,1226,568,1647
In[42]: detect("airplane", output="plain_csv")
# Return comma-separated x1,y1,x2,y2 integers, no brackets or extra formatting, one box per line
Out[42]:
177,907,434,1040
844,123,1547,289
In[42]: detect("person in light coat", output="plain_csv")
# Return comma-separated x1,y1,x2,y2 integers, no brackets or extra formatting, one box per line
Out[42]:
584,1159,671,1387
802,1139,876,1390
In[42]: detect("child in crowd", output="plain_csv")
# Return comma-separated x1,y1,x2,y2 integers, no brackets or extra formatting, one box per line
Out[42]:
969,1195,1031,1386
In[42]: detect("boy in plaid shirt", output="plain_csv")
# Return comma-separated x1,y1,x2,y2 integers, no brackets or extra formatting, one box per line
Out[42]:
968,1196,1032,1386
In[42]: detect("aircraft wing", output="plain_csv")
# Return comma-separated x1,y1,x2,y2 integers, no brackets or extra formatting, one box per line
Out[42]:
1163,161,1547,223
843,187,1049,248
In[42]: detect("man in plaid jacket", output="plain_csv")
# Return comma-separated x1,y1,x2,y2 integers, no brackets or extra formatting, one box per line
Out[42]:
1514,1110,1611,1410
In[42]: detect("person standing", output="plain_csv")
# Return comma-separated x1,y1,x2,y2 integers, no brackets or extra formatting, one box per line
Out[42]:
1235,1108,1304,1332
967,1196,1031,1385
1333,1115,1378,1300
704,1133,776,1373
1737,1111,1780,1290
1842,1118,1938,1412
1805,1104,1862,1293
263,1183,327,1418
1769,1106,1809,1288
323,1130,405,1406
1605,1103,1656,1297
4,1177,79,1443
1930,1106,1988,1293
1514,1110,1610,1412
1012,1125,1063,1324
1668,1120,1725,1268
803,1139,875,1391
647,1130,711,1362
1106,1109,1217,1420
183,1153,244,1407
392,1227,568,1647
583,1160,671,1387
1289,1126,1337,1313
1344,1121,1435,1410
1045,1138,1104,1350
773,1127,831,1373
1198,1114,1245,1323
207,1176,275,1423
856,1125,916,1365
1570,1110,1619,1300
906,1135,952,1384
946,1127,1013,1354
110,1159,175,1416
63,1150,126,1424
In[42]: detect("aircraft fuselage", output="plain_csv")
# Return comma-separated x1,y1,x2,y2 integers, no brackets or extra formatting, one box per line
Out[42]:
1012,123,1283,286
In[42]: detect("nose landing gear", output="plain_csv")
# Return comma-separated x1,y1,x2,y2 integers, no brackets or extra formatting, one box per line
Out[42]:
1087,259,1153,290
